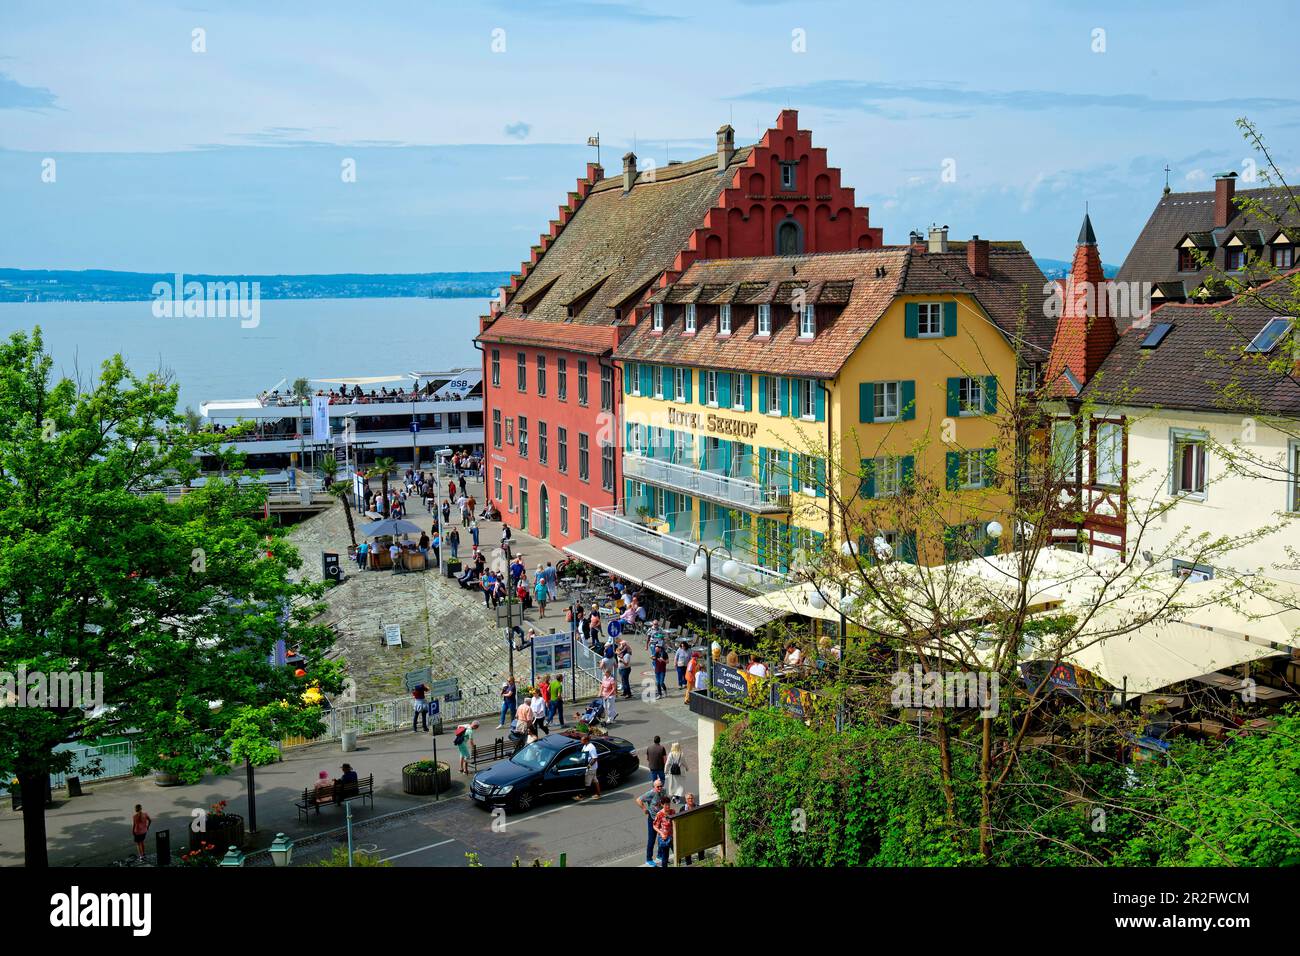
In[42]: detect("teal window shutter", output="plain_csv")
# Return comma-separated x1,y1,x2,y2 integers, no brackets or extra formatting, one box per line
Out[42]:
859,382,875,423
901,532,918,565
660,365,671,399
638,364,649,396
683,368,692,403
779,377,790,416
815,384,826,422
901,380,916,421
759,449,769,487
901,455,916,489
814,457,826,497
859,458,875,499
719,373,731,409
623,364,632,394
904,302,918,338
946,451,960,491
790,453,802,493
757,519,768,566
943,301,957,337
983,375,998,415
758,376,768,414
777,450,790,491
743,374,753,411
721,439,733,476
946,378,961,417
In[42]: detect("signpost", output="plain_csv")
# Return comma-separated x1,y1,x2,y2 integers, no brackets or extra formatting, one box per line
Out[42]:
530,631,572,686
383,624,403,647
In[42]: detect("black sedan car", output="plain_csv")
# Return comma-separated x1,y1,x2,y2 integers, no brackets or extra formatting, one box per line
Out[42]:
469,731,640,812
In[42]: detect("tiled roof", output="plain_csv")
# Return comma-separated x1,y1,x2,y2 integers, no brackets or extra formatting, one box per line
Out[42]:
614,245,1054,377
477,147,753,353
1116,186,1300,291
1081,272,1300,416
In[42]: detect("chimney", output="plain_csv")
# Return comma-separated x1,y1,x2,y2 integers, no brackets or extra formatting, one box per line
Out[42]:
622,152,637,193
716,124,735,172
1214,172,1237,229
927,225,949,254
967,235,990,278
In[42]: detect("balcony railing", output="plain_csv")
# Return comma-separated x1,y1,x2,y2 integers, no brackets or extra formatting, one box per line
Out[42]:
590,506,787,594
623,453,788,513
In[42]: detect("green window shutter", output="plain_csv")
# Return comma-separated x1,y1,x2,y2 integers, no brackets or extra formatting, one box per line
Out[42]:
815,384,826,422
779,377,790,416
759,449,769,487
943,301,957,337
743,374,753,411
859,534,873,565
660,365,671,398
859,382,875,423
902,455,916,489
698,370,707,407
642,364,654,397
901,380,916,421
901,532,918,565
719,373,731,409
982,448,998,488
777,450,790,491
859,458,875,499
758,377,768,414
790,453,802,493
904,302,919,338
946,451,960,491
946,378,961,417
683,368,692,403
623,364,633,394
814,457,826,497
983,375,998,415
757,519,768,565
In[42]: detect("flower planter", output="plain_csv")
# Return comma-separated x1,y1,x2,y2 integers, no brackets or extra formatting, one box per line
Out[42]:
191,814,245,851
401,761,451,796
153,771,181,787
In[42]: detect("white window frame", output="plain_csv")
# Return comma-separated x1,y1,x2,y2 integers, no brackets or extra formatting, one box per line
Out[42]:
732,373,746,411
874,381,901,422
673,367,686,402
705,370,719,408
873,456,903,498
959,450,986,490
719,304,732,335
1170,428,1208,499
766,376,781,416
1052,419,1078,480
684,304,697,334
799,379,816,421
958,376,984,417
652,303,664,332
918,302,943,338
757,303,771,336
1094,420,1123,488
629,363,641,397
653,366,664,400
799,304,816,339
1289,440,1300,514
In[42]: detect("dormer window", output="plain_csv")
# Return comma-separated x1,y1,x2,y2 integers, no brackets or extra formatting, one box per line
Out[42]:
1226,248,1246,272
757,303,771,336
684,304,697,334
1177,248,1198,272
652,303,664,332
719,304,732,335
780,162,797,191
1272,245,1294,269
799,304,816,339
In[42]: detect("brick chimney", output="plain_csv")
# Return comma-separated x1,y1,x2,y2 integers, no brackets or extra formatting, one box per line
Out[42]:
716,124,735,172
622,152,637,193
1214,172,1237,229
967,235,990,277
927,225,949,253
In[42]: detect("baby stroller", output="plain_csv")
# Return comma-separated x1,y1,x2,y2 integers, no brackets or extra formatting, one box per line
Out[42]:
576,697,607,732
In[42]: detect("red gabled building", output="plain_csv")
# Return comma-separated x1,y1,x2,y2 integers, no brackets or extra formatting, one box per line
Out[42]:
476,109,884,548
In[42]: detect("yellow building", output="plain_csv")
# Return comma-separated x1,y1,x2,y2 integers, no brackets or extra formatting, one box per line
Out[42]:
564,232,1054,632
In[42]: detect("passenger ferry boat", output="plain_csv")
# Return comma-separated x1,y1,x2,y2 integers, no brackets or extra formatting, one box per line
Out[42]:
198,368,484,473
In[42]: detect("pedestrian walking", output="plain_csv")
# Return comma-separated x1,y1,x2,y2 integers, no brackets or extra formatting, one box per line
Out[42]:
501,524,512,560
600,670,618,723
666,741,689,801
448,527,460,559
684,650,702,703
498,675,517,728
646,735,667,786
411,682,430,732
470,518,479,548
534,569,549,618
618,640,633,699
355,540,368,570
653,643,669,698
131,804,152,861
544,561,559,601
575,733,601,801
548,672,566,727
635,779,670,867
653,803,676,867
675,641,690,688
529,686,549,735
454,720,479,774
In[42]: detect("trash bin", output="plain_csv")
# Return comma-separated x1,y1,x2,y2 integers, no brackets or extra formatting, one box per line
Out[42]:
445,559,462,578
341,730,358,753
66,776,83,797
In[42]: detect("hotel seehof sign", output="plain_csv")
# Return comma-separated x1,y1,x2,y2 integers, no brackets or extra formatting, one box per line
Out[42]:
665,406,758,440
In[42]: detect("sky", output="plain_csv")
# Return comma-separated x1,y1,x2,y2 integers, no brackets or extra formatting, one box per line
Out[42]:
2,0,1298,274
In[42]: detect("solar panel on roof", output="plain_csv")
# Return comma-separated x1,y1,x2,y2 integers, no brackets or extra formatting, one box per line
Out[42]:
1139,323,1173,348
1244,317,1291,354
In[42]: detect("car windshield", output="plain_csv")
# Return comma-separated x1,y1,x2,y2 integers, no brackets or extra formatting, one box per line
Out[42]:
510,741,553,771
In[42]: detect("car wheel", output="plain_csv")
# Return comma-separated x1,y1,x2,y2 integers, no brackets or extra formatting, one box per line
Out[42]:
601,767,621,788
514,790,534,812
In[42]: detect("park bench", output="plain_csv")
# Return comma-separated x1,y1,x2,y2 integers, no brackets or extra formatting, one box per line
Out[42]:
295,774,375,823
467,737,509,772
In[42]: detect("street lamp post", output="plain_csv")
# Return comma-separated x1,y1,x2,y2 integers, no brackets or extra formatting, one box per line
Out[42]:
685,544,739,697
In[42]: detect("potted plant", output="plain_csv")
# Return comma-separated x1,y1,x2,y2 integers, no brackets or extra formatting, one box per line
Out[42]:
175,840,223,867
401,759,451,796
190,800,245,851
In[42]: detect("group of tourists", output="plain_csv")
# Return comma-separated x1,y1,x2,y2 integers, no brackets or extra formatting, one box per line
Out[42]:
496,673,567,734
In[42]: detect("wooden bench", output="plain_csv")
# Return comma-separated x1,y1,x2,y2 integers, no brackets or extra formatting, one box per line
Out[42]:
467,737,509,772
295,774,375,822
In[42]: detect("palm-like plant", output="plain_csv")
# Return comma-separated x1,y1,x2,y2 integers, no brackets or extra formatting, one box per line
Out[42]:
327,481,358,547
372,455,397,509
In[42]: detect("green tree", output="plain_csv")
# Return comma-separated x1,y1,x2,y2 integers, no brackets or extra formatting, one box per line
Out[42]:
372,455,397,506
0,329,342,867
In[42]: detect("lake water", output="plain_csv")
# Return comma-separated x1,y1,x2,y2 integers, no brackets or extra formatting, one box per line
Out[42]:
0,297,485,411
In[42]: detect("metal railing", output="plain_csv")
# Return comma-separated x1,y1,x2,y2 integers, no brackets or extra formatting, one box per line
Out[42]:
590,506,787,593
623,453,788,512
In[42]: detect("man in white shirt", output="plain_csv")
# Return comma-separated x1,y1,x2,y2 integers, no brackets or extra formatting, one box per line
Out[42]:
389,542,402,573
747,658,768,678
577,734,601,801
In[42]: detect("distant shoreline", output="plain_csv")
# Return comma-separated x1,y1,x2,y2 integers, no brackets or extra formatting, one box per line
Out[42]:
0,268,512,304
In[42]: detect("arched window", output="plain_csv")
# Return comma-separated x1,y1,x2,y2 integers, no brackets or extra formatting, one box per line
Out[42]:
776,218,803,255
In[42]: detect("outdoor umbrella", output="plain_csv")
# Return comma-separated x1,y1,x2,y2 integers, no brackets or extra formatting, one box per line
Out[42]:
360,518,425,537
